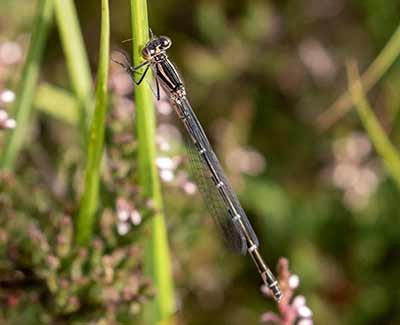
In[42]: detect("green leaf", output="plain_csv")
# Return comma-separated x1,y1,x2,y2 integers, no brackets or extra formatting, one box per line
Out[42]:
35,82,79,125
130,0,175,323
0,0,53,170
347,61,400,190
75,0,110,245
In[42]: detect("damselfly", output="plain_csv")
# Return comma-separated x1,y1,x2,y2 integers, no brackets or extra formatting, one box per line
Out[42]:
113,33,282,302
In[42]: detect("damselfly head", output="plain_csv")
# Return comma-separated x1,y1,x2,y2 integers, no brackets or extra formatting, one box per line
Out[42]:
142,36,172,60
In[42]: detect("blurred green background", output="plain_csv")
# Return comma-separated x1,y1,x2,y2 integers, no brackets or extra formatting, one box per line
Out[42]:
1,0,400,324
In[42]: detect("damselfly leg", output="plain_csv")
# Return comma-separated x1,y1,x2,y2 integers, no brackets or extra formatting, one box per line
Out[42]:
154,65,161,101
112,49,161,100
111,50,151,85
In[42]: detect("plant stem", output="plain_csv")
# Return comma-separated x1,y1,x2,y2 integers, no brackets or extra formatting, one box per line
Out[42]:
0,0,53,170
348,61,400,190
53,0,94,142
318,22,400,130
130,0,175,323
75,0,110,245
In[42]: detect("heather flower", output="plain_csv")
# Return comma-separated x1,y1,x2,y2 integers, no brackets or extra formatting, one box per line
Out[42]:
261,258,313,325
0,108,16,129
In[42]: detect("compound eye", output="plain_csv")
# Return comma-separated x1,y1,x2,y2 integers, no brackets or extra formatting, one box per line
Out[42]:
160,36,171,49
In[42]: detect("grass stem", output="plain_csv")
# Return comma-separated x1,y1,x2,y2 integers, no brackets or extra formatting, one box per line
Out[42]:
53,0,94,142
348,61,400,190
130,0,175,323
75,0,110,245
318,23,400,130
0,0,53,170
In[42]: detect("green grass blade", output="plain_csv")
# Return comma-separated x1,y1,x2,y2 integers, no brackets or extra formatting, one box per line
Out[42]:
318,22,400,130
130,0,175,323
0,0,53,171
347,61,400,190
35,82,79,125
53,0,94,138
75,0,110,245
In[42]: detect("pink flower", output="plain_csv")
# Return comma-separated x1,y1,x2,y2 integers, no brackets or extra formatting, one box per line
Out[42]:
261,258,313,325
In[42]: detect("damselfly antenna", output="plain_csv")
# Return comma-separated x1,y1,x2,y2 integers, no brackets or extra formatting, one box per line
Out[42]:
121,29,155,44
121,38,133,44
149,28,155,39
